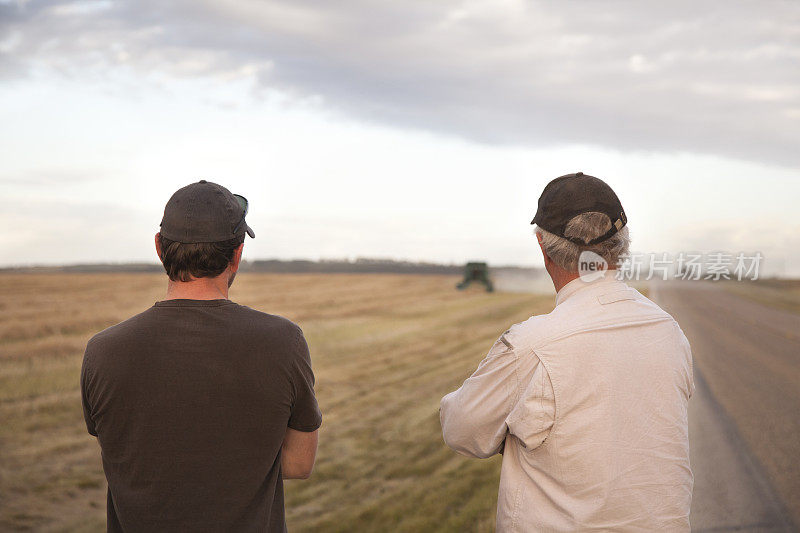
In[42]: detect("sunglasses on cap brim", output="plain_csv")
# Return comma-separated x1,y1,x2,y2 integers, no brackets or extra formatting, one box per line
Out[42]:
233,194,249,235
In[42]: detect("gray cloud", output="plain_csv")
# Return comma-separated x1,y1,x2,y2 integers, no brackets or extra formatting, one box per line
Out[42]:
2,0,799,165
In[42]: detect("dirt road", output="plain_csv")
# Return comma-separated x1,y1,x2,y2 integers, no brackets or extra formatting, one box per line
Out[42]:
652,282,799,532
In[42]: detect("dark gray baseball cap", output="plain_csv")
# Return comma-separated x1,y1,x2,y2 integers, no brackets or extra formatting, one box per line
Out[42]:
159,180,255,243
531,172,626,245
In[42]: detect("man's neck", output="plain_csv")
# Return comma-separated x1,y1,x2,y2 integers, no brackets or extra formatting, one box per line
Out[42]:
550,268,618,293
551,271,580,293
164,277,229,301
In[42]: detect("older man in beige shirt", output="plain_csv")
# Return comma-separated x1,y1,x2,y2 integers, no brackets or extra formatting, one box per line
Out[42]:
440,173,694,532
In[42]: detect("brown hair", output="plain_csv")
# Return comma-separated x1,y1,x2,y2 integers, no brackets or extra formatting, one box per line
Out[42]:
157,234,244,282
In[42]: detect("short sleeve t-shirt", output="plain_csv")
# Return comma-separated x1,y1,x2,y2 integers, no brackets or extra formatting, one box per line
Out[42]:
80,299,322,532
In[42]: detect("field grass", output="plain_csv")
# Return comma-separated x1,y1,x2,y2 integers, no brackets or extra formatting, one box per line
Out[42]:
0,273,551,532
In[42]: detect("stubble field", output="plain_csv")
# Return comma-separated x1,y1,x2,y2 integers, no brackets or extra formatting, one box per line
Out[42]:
0,273,551,532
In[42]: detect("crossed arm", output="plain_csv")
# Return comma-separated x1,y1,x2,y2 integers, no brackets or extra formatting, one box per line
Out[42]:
440,335,520,458
283,328,322,480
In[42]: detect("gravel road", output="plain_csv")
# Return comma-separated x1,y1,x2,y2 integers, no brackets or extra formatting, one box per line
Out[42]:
653,281,799,532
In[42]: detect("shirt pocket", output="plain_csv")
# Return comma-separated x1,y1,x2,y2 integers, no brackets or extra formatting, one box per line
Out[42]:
506,361,555,450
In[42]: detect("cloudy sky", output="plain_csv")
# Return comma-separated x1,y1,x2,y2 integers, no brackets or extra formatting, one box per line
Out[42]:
1,0,799,275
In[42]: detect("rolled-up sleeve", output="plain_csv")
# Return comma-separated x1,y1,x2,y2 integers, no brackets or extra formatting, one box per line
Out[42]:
440,334,520,458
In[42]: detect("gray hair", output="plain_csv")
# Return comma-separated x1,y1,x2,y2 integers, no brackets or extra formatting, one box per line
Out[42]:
535,212,631,272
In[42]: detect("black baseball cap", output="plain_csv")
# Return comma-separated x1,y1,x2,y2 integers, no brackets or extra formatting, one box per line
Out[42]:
531,172,626,245
159,180,255,243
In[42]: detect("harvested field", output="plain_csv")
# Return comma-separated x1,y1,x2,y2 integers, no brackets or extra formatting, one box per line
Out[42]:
0,273,550,532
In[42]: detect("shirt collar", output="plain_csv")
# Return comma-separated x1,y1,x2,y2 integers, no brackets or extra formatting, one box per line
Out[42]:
154,299,234,307
555,270,621,307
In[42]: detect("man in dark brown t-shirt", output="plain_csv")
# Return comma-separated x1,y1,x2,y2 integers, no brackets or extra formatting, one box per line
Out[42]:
81,181,321,532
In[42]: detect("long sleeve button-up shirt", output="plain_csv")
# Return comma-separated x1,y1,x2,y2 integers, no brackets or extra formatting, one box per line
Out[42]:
440,273,694,532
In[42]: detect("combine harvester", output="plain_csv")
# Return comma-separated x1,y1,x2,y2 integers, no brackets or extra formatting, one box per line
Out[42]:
456,262,494,292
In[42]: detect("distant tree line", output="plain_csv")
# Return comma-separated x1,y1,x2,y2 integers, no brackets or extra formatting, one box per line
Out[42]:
2,258,468,275
243,258,464,274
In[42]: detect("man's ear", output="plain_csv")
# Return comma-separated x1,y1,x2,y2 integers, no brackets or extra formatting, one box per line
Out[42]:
230,243,244,273
536,232,552,268
155,233,163,263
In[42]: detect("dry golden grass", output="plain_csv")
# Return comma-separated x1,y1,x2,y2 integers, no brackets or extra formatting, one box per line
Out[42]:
0,273,551,532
